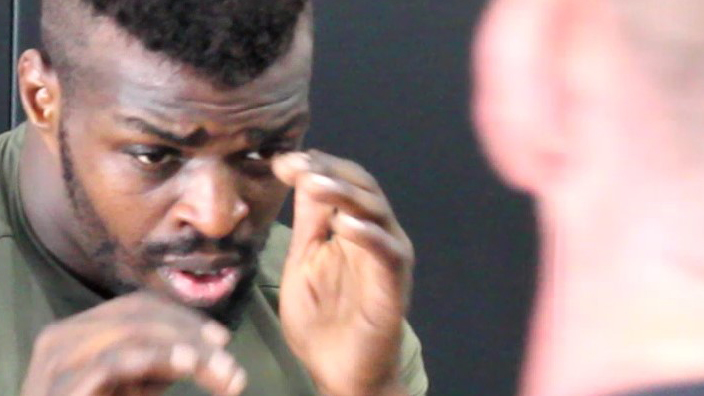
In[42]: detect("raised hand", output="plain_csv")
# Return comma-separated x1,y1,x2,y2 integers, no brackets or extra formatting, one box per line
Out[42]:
273,150,414,396
21,292,246,396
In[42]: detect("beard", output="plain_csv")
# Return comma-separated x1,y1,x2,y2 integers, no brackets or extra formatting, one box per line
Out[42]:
57,122,267,323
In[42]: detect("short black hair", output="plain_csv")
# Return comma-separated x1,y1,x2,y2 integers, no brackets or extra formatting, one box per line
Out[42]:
41,0,307,89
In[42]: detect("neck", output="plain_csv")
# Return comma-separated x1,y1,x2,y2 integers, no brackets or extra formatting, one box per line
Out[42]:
521,177,704,396
19,125,92,270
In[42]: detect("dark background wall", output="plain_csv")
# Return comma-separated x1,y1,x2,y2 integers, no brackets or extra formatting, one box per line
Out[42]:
0,1,537,394
0,0,12,129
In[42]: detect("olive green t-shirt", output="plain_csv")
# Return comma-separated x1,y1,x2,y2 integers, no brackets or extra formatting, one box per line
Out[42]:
0,125,429,396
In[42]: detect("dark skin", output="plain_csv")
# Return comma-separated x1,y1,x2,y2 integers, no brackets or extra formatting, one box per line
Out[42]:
17,5,413,396
21,292,246,396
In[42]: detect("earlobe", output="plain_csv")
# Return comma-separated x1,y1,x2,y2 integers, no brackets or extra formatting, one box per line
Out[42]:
18,49,62,155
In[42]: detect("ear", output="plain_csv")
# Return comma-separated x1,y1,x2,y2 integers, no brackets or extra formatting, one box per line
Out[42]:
471,0,572,193
18,49,62,156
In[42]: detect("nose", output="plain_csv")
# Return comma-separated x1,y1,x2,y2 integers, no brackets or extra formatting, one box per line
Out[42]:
170,162,249,239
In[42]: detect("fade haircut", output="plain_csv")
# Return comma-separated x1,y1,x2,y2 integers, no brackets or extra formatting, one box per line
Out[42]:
40,0,307,91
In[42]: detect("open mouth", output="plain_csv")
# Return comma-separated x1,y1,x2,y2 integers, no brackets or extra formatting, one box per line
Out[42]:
158,267,241,307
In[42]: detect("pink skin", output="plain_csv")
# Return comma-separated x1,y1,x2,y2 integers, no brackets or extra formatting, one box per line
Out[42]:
473,1,704,395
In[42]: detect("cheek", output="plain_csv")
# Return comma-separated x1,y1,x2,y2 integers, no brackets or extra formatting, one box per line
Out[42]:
70,140,164,246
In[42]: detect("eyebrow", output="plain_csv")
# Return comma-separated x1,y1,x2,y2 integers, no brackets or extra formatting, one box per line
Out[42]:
245,113,311,145
117,117,209,147
117,113,310,148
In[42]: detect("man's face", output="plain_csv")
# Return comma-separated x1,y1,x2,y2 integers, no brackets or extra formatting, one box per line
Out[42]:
54,12,312,314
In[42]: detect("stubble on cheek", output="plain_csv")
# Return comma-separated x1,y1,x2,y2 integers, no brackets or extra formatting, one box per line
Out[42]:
58,124,149,296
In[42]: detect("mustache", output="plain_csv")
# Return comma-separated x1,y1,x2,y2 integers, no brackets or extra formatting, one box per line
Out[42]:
142,233,266,258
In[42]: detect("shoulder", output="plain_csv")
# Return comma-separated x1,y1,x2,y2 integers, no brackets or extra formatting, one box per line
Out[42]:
0,127,22,239
399,321,429,396
256,222,292,288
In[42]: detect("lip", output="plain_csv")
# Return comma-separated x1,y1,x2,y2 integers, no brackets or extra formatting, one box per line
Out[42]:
157,254,247,307
161,253,242,272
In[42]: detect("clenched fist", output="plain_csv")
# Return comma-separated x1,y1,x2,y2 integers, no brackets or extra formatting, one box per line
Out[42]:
21,292,246,396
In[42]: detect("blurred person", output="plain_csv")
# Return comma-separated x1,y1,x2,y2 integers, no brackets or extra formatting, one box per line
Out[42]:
473,0,704,395
0,0,428,395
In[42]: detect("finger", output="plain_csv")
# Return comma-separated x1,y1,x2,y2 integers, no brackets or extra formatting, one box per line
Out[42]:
331,212,414,316
291,180,336,247
129,343,246,396
57,346,167,396
298,172,394,226
307,150,382,193
272,151,311,187
200,321,232,346
331,212,414,272
274,153,335,260
66,343,246,396
29,294,237,396
66,365,111,396
75,292,231,348
144,304,231,347
123,292,232,347
55,319,229,370
197,348,248,396
132,292,231,345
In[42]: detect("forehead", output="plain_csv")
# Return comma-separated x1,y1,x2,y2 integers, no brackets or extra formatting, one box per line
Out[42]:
75,9,313,124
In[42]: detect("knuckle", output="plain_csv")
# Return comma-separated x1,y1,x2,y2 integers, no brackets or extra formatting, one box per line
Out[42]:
370,196,390,217
43,350,71,386
34,323,61,354
385,236,414,268
127,293,204,325
306,149,330,171
169,303,208,324
399,236,416,265
118,322,147,339
353,163,380,187
125,291,162,310
344,157,366,173
387,245,410,267
400,248,416,267
337,180,356,198
124,290,178,315
93,344,134,370
51,365,79,393
347,161,379,186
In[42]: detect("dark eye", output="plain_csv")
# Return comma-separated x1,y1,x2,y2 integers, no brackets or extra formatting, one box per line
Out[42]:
138,153,174,165
237,144,293,178
243,146,287,162
244,150,265,161
126,146,180,168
